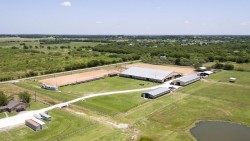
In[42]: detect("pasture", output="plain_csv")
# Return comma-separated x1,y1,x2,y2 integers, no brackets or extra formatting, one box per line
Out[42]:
17,77,157,103
0,109,129,141
74,70,250,140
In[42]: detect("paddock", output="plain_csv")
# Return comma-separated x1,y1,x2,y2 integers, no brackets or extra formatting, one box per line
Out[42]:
40,70,118,87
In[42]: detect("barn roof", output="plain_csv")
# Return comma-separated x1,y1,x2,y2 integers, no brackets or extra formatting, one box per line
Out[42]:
176,74,200,83
121,67,174,81
144,87,171,96
40,112,51,118
26,119,40,127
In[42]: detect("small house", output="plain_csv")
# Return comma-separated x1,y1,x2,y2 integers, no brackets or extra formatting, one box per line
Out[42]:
0,100,29,113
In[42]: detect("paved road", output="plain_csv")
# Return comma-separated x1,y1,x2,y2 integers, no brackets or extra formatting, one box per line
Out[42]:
0,60,140,85
0,81,176,130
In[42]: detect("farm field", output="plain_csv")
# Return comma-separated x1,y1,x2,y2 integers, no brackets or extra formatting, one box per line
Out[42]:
73,70,250,140
0,109,130,141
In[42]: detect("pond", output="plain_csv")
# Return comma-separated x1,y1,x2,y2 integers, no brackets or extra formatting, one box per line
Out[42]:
190,121,250,141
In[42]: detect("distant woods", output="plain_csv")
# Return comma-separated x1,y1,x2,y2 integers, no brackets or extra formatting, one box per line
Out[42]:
0,35,250,81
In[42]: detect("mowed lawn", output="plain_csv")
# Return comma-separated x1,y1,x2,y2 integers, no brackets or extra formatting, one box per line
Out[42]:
208,70,250,86
0,109,129,141
17,77,157,103
60,76,157,94
72,71,250,140
75,92,148,116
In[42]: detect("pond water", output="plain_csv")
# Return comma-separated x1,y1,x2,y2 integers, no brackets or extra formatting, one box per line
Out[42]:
190,121,250,141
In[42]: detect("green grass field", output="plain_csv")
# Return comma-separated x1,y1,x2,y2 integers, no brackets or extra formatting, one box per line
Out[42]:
17,77,157,103
75,92,148,116
71,70,250,140
2,70,250,141
61,76,157,94
208,70,250,86
0,109,129,141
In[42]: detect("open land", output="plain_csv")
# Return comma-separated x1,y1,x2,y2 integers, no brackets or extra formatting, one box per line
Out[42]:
40,69,118,86
0,35,250,141
126,63,195,75
0,68,250,141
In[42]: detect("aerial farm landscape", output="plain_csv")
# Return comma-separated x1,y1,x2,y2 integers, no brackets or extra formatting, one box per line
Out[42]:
1,1,250,141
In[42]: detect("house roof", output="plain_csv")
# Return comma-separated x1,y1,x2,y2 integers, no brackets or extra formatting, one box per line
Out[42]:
144,87,171,96
6,100,27,109
121,67,174,81
177,74,200,83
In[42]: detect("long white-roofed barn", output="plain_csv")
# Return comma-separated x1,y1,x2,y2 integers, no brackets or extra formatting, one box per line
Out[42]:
141,87,171,99
120,67,181,83
173,74,200,86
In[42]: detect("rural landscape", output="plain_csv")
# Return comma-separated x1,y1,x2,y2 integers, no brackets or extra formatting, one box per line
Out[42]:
1,0,250,141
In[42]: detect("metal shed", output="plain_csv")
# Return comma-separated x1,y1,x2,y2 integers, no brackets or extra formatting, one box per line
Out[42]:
141,87,171,99
40,112,51,121
120,67,179,83
25,119,41,131
32,118,46,129
41,84,58,91
174,74,200,86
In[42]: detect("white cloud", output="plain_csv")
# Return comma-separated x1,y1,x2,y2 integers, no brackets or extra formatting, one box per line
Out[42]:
61,1,71,7
240,21,250,26
96,21,104,24
184,20,190,24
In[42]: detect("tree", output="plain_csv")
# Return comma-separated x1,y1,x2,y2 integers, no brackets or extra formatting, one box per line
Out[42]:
194,63,202,69
18,92,31,103
223,63,234,70
213,63,224,69
0,91,7,106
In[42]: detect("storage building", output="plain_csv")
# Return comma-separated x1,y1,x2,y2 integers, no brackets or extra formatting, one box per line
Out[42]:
120,67,180,83
25,119,41,131
32,118,46,129
141,87,171,99
173,74,200,86
40,112,51,121
41,84,58,91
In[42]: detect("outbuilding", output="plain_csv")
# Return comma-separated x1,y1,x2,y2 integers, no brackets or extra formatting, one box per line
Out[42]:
40,112,51,121
173,74,200,86
32,118,46,129
141,87,171,99
120,67,181,83
41,84,58,91
25,119,41,131
198,71,213,76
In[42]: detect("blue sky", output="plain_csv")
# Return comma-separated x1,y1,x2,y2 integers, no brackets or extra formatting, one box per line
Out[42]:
0,0,250,35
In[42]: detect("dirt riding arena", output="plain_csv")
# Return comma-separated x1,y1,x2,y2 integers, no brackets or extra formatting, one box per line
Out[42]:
126,63,195,75
40,69,117,87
